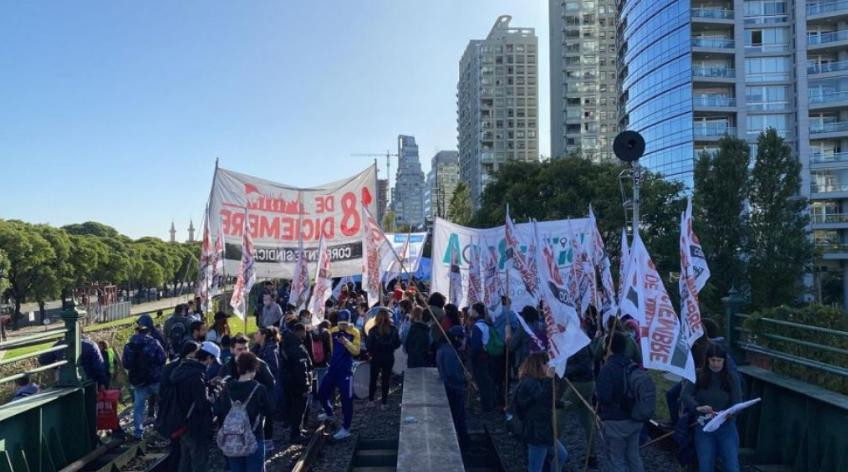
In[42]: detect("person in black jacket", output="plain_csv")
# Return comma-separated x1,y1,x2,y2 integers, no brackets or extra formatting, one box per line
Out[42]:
596,332,645,472
156,341,199,472
514,352,568,472
171,342,218,472
561,342,597,465
404,306,431,368
215,352,274,472
366,308,401,407
282,322,313,443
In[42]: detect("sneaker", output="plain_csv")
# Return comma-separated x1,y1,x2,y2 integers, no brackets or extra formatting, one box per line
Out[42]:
317,413,335,422
332,428,351,440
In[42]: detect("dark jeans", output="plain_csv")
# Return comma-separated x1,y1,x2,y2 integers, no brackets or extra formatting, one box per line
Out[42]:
445,386,469,448
287,394,308,438
666,382,683,425
694,421,740,472
471,356,495,411
178,433,210,472
489,354,506,408
369,358,393,404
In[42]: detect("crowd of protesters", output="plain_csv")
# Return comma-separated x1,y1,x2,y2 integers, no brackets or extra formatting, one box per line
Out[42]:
29,278,745,472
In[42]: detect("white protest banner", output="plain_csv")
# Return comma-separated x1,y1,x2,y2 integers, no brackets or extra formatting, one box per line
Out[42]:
384,232,427,274
431,217,594,310
589,206,618,325
679,197,710,347
210,221,224,297
362,205,397,307
630,232,696,382
466,239,483,305
482,235,504,315
207,164,377,279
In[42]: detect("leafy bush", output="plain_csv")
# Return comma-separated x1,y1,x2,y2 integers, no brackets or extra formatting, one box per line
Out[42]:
742,304,848,394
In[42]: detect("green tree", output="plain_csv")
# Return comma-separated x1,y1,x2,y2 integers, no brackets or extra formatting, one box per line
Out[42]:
0,220,55,326
0,248,9,298
693,136,751,313
448,182,474,226
62,221,121,238
382,210,397,233
474,157,686,276
747,128,812,308
31,225,72,320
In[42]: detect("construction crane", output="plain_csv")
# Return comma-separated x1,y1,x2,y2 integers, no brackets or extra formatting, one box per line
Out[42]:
350,150,399,183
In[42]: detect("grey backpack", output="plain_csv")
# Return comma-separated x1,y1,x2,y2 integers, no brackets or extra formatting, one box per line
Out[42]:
623,363,656,422
216,384,261,457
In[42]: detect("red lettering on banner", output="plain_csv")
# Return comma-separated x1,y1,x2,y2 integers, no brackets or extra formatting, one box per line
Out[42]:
231,211,245,236
322,218,335,239
259,216,280,240
282,218,294,240
248,214,260,238
316,196,335,213
650,306,677,362
644,273,659,290
220,209,233,235
339,192,361,236
302,219,315,240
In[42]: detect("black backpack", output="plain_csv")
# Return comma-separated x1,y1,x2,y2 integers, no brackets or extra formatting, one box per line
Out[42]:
167,318,188,355
128,342,153,386
156,363,193,440
621,363,656,422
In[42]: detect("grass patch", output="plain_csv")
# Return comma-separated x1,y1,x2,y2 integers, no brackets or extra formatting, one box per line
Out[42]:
3,341,54,362
649,370,677,422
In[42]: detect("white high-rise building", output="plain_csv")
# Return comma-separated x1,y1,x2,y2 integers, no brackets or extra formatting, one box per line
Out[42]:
549,0,618,161
392,135,425,229
458,15,540,206
425,151,460,222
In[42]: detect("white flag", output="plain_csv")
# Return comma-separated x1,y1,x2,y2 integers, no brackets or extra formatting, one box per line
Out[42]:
482,235,504,315
384,233,410,289
589,206,618,325
567,237,595,318
210,220,224,297
629,232,696,382
505,206,539,298
230,208,256,320
196,217,213,308
308,234,333,326
679,197,711,347
362,205,398,307
289,235,310,311
534,221,590,377
466,239,483,306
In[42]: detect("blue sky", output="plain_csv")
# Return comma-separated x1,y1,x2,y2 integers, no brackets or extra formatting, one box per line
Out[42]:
0,1,549,240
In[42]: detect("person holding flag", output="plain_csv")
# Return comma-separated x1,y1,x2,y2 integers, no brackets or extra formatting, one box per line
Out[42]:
317,309,361,440
230,208,256,328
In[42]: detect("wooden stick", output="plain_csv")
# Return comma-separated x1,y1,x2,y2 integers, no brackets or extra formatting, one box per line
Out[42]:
640,422,696,449
564,377,604,433
582,415,596,472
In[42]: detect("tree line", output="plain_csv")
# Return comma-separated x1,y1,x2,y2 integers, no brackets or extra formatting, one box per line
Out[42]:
0,220,199,323
447,128,812,315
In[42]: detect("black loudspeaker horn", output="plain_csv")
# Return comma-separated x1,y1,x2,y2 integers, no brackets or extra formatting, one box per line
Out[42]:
613,131,645,163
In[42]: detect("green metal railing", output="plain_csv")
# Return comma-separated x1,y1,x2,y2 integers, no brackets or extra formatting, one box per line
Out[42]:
0,302,96,472
722,291,848,471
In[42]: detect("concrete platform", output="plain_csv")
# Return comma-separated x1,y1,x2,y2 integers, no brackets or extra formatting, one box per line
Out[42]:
396,368,464,472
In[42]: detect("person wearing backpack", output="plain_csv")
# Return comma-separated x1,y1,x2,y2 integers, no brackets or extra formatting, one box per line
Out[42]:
164,305,191,359
513,352,568,472
596,332,654,472
171,342,219,472
404,306,432,368
310,320,332,404
122,318,167,439
436,325,470,449
468,302,496,412
366,307,401,408
215,352,273,472
157,341,200,472
681,342,742,472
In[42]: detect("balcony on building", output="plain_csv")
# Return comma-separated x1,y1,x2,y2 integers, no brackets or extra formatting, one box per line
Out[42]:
809,86,848,111
812,211,848,229
744,1,788,25
808,29,848,52
693,119,736,140
811,142,848,169
808,1,848,23
691,2,734,24
692,31,735,53
692,59,736,84
811,169,848,198
808,56,848,78
817,240,848,259
693,89,736,111
810,116,848,140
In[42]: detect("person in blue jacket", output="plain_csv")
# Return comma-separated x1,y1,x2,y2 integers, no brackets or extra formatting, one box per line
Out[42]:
436,325,469,448
317,309,361,440
39,335,107,387
122,318,167,439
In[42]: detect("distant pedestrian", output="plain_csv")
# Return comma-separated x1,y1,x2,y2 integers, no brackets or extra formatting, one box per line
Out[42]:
514,352,568,472
164,305,191,358
259,293,283,329
207,312,231,345
366,308,401,407
98,340,118,389
403,306,431,368
436,325,469,448
318,309,360,440
190,320,207,344
123,317,167,439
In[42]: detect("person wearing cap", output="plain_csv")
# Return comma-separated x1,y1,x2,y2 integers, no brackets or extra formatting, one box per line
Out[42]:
171,340,218,472
122,316,167,439
317,308,360,440
437,325,469,448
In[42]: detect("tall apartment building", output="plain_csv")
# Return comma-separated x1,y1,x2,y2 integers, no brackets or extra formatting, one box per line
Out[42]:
618,0,848,305
458,15,540,206
549,0,619,161
377,178,388,223
425,151,460,222
392,135,425,229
